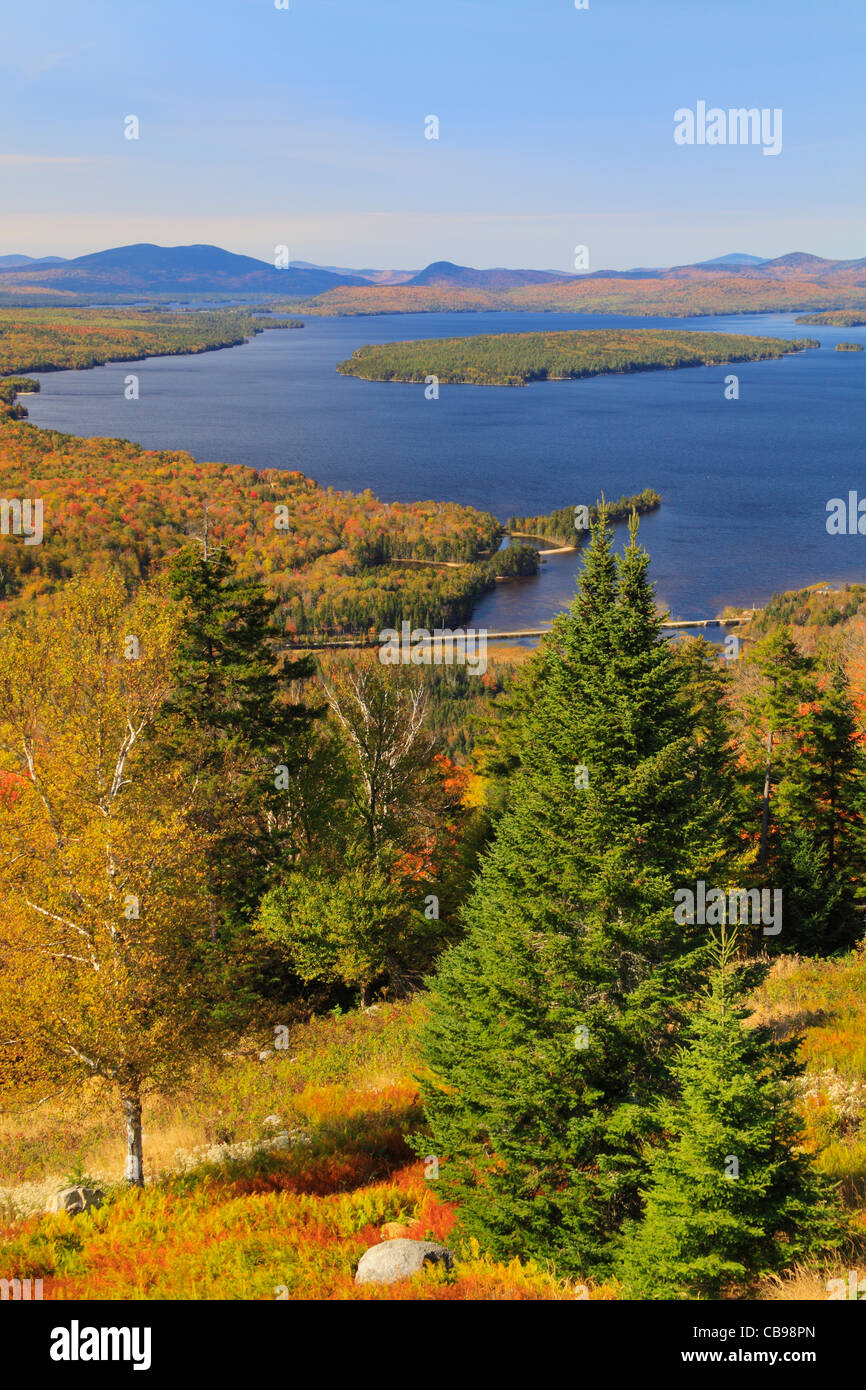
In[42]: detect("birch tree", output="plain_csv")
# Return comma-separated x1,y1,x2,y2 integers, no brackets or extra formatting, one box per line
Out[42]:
0,572,235,1185
319,658,430,856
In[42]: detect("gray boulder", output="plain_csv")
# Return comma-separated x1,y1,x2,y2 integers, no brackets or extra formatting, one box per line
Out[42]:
46,1185,103,1216
355,1238,453,1285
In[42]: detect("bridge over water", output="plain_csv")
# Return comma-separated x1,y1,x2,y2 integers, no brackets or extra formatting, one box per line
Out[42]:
288,615,751,650
477,617,747,640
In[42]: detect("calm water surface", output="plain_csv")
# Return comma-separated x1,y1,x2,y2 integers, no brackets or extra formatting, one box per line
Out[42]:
25,311,866,624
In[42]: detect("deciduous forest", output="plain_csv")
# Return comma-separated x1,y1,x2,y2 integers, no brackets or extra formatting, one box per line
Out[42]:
0,307,300,376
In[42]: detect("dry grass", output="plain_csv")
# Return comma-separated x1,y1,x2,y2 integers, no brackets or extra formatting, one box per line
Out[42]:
2,954,865,1299
758,1262,854,1301
0,1001,422,1190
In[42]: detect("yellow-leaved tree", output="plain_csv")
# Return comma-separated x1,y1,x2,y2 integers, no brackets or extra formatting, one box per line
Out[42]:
0,570,240,1185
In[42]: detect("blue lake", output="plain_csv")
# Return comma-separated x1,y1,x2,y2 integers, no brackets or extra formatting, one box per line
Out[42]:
24,310,866,626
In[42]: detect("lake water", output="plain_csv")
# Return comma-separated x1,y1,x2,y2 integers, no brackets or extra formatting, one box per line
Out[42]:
24,310,866,626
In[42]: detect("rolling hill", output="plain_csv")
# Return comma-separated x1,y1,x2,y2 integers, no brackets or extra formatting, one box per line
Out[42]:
1,243,864,314
405,261,573,289
0,254,68,268
0,243,368,298
301,251,866,317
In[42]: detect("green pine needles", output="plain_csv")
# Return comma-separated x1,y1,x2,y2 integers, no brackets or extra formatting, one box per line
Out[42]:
616,928,844,1299
414,508,743,1275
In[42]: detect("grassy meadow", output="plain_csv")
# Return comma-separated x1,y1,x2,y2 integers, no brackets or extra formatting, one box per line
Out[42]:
1,953,863,1301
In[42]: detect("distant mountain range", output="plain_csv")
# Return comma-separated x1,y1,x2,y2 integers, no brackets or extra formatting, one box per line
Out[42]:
576,252,866,284
0,254,68,268
0,244,370,297
0,242,863,304
404,260,574,289
0,244,578,297
673,252,864,280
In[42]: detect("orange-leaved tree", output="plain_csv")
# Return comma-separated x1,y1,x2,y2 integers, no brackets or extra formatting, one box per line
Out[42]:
0,570,241,1185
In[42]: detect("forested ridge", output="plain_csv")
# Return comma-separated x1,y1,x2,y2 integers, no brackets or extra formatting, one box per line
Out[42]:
336,328,818,386
0,307,301,376
795,311,866,326
292,271,866,318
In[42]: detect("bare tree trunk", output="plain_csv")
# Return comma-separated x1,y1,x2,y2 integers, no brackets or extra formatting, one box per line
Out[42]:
759,727,774,869
121,1086,144,1187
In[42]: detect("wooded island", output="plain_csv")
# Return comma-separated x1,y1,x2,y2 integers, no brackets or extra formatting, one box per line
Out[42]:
336,328,819,387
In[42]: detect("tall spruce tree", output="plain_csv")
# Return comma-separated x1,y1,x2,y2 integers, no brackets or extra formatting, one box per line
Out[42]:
785,661,860,878
741,629,812,871
154,541,314,932
616,929,843,1299
414,511,741,1274
739,634,863,953
781,660,863,950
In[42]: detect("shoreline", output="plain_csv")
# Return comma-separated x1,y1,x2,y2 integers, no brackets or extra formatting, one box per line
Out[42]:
7,313,858,634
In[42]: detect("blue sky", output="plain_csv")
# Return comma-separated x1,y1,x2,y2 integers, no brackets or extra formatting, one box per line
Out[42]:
1,0,863,268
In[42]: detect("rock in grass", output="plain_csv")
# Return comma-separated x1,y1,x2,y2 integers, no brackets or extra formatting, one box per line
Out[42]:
355,1239,453,1285
45,1186,103,1216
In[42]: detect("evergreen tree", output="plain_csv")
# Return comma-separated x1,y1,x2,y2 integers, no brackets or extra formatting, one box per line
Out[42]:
154,541,314,931
738,635,863,953
780,660,863,951
740,629,812,871
774,823,852,954
414,512,741,1274
785,660,861,880
616,930,843,1299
